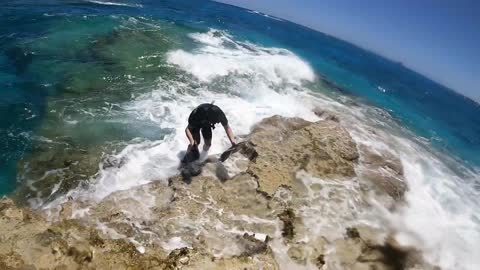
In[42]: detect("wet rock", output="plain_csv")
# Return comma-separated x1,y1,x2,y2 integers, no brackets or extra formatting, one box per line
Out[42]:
247,116,359,195
2,205,24,220
330,227,435,270
180,161,203,180
358,145,407,201
0,252,30,270
237,141,259,161
0,197,24,220
179,256,190,265
278,208,296,240
334,237,363,265
313,108,340,122
0,201,170,269
287,245,308,265
106,222,136,237
214,162,230,181
67,242,94,264
346,227,361,239
161,173,276,256
36,228,62,247
0,197,15,209
249,116,311,142
163,247,191,269
360,147,403,176
88,230,106,248
315,254,326,269
162,246,279,270
238,233,269,256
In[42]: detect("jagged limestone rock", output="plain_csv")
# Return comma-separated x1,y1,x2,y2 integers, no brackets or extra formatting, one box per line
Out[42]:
0,197,279,270
1,116,428,270
247,116,359,195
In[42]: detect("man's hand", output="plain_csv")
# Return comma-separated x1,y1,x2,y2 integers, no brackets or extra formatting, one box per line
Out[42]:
223,125,236,147
187,143,198,152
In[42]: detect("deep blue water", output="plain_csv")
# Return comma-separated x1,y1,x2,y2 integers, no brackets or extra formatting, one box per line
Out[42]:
1,0,479,194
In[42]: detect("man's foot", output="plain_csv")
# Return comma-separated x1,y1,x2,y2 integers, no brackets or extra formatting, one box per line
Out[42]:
182,144,200,163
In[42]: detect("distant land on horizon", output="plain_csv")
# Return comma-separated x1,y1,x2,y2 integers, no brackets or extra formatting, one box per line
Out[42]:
214,0,480,105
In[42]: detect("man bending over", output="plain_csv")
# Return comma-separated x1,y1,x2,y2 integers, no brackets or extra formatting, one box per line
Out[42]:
184,103,236,161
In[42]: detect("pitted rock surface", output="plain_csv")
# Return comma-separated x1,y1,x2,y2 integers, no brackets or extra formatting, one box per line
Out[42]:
247,116,359,195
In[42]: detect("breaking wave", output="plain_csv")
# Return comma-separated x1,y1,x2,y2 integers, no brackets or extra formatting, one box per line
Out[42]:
84,0,143,8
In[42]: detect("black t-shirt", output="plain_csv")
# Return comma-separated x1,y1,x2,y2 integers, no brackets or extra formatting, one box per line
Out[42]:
188,103,228,129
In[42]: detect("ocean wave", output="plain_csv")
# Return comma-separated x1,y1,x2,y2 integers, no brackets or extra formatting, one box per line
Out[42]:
167,29,314,84
247,10,284,21
84,0,143,8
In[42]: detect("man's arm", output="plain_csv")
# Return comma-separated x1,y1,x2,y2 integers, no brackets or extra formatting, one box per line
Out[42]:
185,127,195,145
223,124,236,146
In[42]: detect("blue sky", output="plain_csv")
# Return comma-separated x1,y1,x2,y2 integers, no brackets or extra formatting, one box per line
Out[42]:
217,0,480,102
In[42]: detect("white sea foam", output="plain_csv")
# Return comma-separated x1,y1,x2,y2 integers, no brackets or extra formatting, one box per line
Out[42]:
324,101,480,269
44,28,480,270
385,138,480,269
247,10,284,21
296,171,374,240
338,105,480,269
161,236,191,251
167,29,315,84
84,0,143,8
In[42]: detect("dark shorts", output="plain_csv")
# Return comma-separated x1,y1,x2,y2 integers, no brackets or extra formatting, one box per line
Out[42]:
190,126,212,144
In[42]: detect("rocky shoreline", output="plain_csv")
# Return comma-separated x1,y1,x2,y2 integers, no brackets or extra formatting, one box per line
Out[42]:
0,115,436,269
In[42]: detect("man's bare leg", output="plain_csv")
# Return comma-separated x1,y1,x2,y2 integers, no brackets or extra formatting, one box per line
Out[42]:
203,138,211,151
